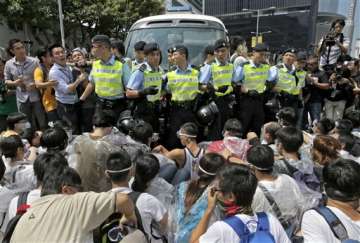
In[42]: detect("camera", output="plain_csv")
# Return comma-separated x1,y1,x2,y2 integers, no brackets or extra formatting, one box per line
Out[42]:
0,81,7,104
323,31,337,47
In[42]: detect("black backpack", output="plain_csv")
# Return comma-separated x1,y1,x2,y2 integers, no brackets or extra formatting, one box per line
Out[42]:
2,191,30,243
98,191,147,243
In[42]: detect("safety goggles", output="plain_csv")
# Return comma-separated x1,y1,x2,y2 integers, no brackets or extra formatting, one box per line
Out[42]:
176,130,197,138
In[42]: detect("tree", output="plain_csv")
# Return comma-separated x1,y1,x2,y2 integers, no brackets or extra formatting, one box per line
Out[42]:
0,0,164,48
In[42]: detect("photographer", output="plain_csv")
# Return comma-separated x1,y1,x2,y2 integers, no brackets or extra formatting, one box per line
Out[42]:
0,58,17,132
317,19,349,71
324,59,354,121
71,47,95,133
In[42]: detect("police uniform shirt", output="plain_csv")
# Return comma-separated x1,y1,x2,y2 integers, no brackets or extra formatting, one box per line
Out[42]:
89,55,131,99
236,60,271,84
199,58,242,84
268,63,296,83
127,62,162,91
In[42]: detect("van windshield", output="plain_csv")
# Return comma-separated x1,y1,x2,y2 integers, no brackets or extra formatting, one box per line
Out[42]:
125,27,226,70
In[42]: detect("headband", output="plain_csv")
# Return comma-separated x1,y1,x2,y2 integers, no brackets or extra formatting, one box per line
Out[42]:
198,164,217,176
106,165,133,174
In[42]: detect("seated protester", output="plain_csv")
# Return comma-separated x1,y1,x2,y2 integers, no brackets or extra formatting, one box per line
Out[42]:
301,158,360,242
311,135,341,180
273,127,321,205
68,110,118,192
276,107,297,128
331,119,354,139
190,164,290,243
21,128,42,161
206,119,250,163
171,153,225,243
7,153,69,221
0,135,36,192
0,157,16,238
0,112,29,137
248,145,305,235
39,126,68,155
312,118,335,136
261,122,281,157
153,122,205,184
10,165,136,243
104,150,168,242
338,134,360,162
132,153,174,209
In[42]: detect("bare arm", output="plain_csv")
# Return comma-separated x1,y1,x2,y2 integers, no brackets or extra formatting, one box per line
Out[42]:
80,82,94,101
125,89,140,99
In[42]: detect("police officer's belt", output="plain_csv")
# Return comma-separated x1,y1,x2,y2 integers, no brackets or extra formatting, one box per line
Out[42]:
98,97,125,108
172,100,194,109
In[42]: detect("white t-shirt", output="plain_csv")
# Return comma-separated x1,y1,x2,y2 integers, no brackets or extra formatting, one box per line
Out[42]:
199,213,290,243
111,187,167,243
0,186,16,234
302,206,360,243
7,188,41,220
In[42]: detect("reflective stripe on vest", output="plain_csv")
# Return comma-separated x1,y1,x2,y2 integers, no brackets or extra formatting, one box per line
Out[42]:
167,69,199,102
211,63,234,96
276,67,296,94
292,70,306,95
243,64,269,93
92,60,124,98
144,70,162,102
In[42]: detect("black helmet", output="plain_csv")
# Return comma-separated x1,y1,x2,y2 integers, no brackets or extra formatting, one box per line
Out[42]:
117,110,134,134
196,101,219,126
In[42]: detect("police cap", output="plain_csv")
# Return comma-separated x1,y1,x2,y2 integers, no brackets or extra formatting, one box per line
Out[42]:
144,42,160,55
91,34,111,46
253,43,269,52
296,51,307,61
214,39,229,50
283,48,297,55
134,41,146,51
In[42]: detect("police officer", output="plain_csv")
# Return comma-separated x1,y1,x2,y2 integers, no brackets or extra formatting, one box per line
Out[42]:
199,39,241,140
236,43,272,136
269,48,305,119
81,35,131,122
294,51,307,128
132,41,146,72
126,42,162,131
163,45,199,149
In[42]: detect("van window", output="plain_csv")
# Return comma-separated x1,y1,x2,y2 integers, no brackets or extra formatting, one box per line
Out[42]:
125,27,226,69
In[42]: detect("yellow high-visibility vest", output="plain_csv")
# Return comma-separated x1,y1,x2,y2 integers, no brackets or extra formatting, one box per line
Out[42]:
167,69,199,102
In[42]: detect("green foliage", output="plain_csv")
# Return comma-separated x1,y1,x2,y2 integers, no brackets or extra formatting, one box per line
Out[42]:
0,0,164,47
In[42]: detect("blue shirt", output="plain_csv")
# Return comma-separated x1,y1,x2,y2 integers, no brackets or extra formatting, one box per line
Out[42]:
49,63,78,104
236,60,272,84
127,63,161,90
199,59,242,85
89,55,131,87
268,63,296,82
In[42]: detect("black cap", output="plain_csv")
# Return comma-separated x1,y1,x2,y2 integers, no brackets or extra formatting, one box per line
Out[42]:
204,45,215,55
134,41,146,51
283,48,297,55
214,39,229,50
143,42,160,55
167,46,175,53
297,51,307,61
91,34,111,46
253,43,269,52
172,45,188,54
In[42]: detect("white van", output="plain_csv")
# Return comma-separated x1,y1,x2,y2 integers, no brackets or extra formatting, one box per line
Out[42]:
125,13,227,69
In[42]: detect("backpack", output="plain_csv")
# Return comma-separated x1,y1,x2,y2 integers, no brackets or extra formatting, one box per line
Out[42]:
314,206,360,243
99,191,147,243
2,191,30,243
223,212,276,243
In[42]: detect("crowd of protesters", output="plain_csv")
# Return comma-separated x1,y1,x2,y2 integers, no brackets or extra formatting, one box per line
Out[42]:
0,17,359,243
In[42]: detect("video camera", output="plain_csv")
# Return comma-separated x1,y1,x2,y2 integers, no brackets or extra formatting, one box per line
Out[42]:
323,31,338,47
